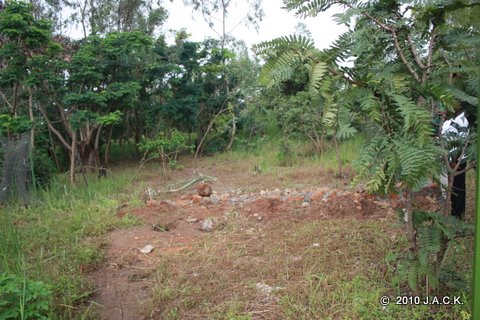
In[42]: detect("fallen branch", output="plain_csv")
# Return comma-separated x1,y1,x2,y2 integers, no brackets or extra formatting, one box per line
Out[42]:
164,172,216,193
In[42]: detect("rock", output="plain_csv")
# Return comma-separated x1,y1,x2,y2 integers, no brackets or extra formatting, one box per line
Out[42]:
186,217,198,223
322,191,333,202
211,194,220,204
139,245,154,254
201,218,213,232
191,195,202,205
271,188,282,196
202,197,213,205
196,183,212,197
255,283,284,302
267,195,282,202
303,192,313,202
301,202,310,208
287,195,304,203
310,191,324,202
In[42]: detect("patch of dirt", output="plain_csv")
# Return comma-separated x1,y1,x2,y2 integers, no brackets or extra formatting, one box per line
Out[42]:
90,205,204,320
90,171,440,319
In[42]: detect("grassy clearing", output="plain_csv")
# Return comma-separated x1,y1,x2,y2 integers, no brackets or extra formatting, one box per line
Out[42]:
0,170,145,319
142,215,471,319
223,135,365,172
1,137,475,319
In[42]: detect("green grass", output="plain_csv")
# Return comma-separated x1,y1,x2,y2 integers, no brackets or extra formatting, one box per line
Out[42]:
0,169,143,319
224,134,365,173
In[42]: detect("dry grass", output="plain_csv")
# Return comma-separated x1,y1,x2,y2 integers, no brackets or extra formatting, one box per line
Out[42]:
137,212,467,319
131,143,473,320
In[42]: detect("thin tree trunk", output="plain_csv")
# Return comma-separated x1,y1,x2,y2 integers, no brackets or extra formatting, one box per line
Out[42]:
12,83,18,116
333,132,342,177
94,125,102,169
226,114,236,151
405,189,417,252
47,127,62,171
444,172,453,216
195,107,227,158
28,87,35,148
70,131,77,184
104,125,114,167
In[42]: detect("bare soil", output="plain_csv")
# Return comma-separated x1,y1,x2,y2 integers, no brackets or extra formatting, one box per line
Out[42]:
89,159,441,319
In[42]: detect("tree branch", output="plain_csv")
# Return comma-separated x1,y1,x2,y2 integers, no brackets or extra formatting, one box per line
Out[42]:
423,24,437,83
454,162,475,176
407,33,426,70
391,29,421,83
327,66,364,87
340,1,391,32
38,104,72,151
0,89,14,114
42,83,73,138
340,1,421,83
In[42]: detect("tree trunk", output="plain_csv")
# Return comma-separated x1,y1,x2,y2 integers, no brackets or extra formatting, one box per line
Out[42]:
405,189,417,252
28,87,35,148
443,171,453,216
70,131,77,184
47,128,62,172
104,125,114,167
195,107,227,158
226,114,236,151
94,125,102,169
333,133,342,177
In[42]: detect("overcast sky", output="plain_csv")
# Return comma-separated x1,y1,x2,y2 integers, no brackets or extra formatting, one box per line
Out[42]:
163,0,347,50
63,1,347,51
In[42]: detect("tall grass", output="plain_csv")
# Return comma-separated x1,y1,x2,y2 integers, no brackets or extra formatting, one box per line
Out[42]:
224,134,365,172
0,210,23,274
0,169,142,319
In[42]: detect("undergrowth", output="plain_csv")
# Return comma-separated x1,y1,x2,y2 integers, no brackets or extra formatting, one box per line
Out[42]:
0,170,142,319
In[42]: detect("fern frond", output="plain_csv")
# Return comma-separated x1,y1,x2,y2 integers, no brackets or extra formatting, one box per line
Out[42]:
282,0,352,18
252,34,315,55
308,61,328,92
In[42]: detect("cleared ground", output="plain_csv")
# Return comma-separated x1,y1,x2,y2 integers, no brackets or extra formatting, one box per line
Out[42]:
88,155,472,320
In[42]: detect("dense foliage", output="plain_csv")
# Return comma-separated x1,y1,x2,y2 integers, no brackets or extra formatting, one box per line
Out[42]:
254,0,479,295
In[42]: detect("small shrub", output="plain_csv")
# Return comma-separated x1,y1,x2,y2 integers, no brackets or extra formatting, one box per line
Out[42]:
31,150,56,188
277,139,296,167
0,273,52,320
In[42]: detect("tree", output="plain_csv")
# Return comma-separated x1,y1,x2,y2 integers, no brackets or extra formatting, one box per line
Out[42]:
253,35,357,175
183,0,264,153
183,0,263,49
39,31,152,182
34,0,156,38
256,0,479,293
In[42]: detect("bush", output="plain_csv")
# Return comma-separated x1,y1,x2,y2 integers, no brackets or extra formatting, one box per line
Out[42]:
31,150,56,188
0,273,52,320
277,139,296,167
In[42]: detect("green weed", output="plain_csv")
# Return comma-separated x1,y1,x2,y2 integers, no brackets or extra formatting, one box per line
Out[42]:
0,169,142,319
